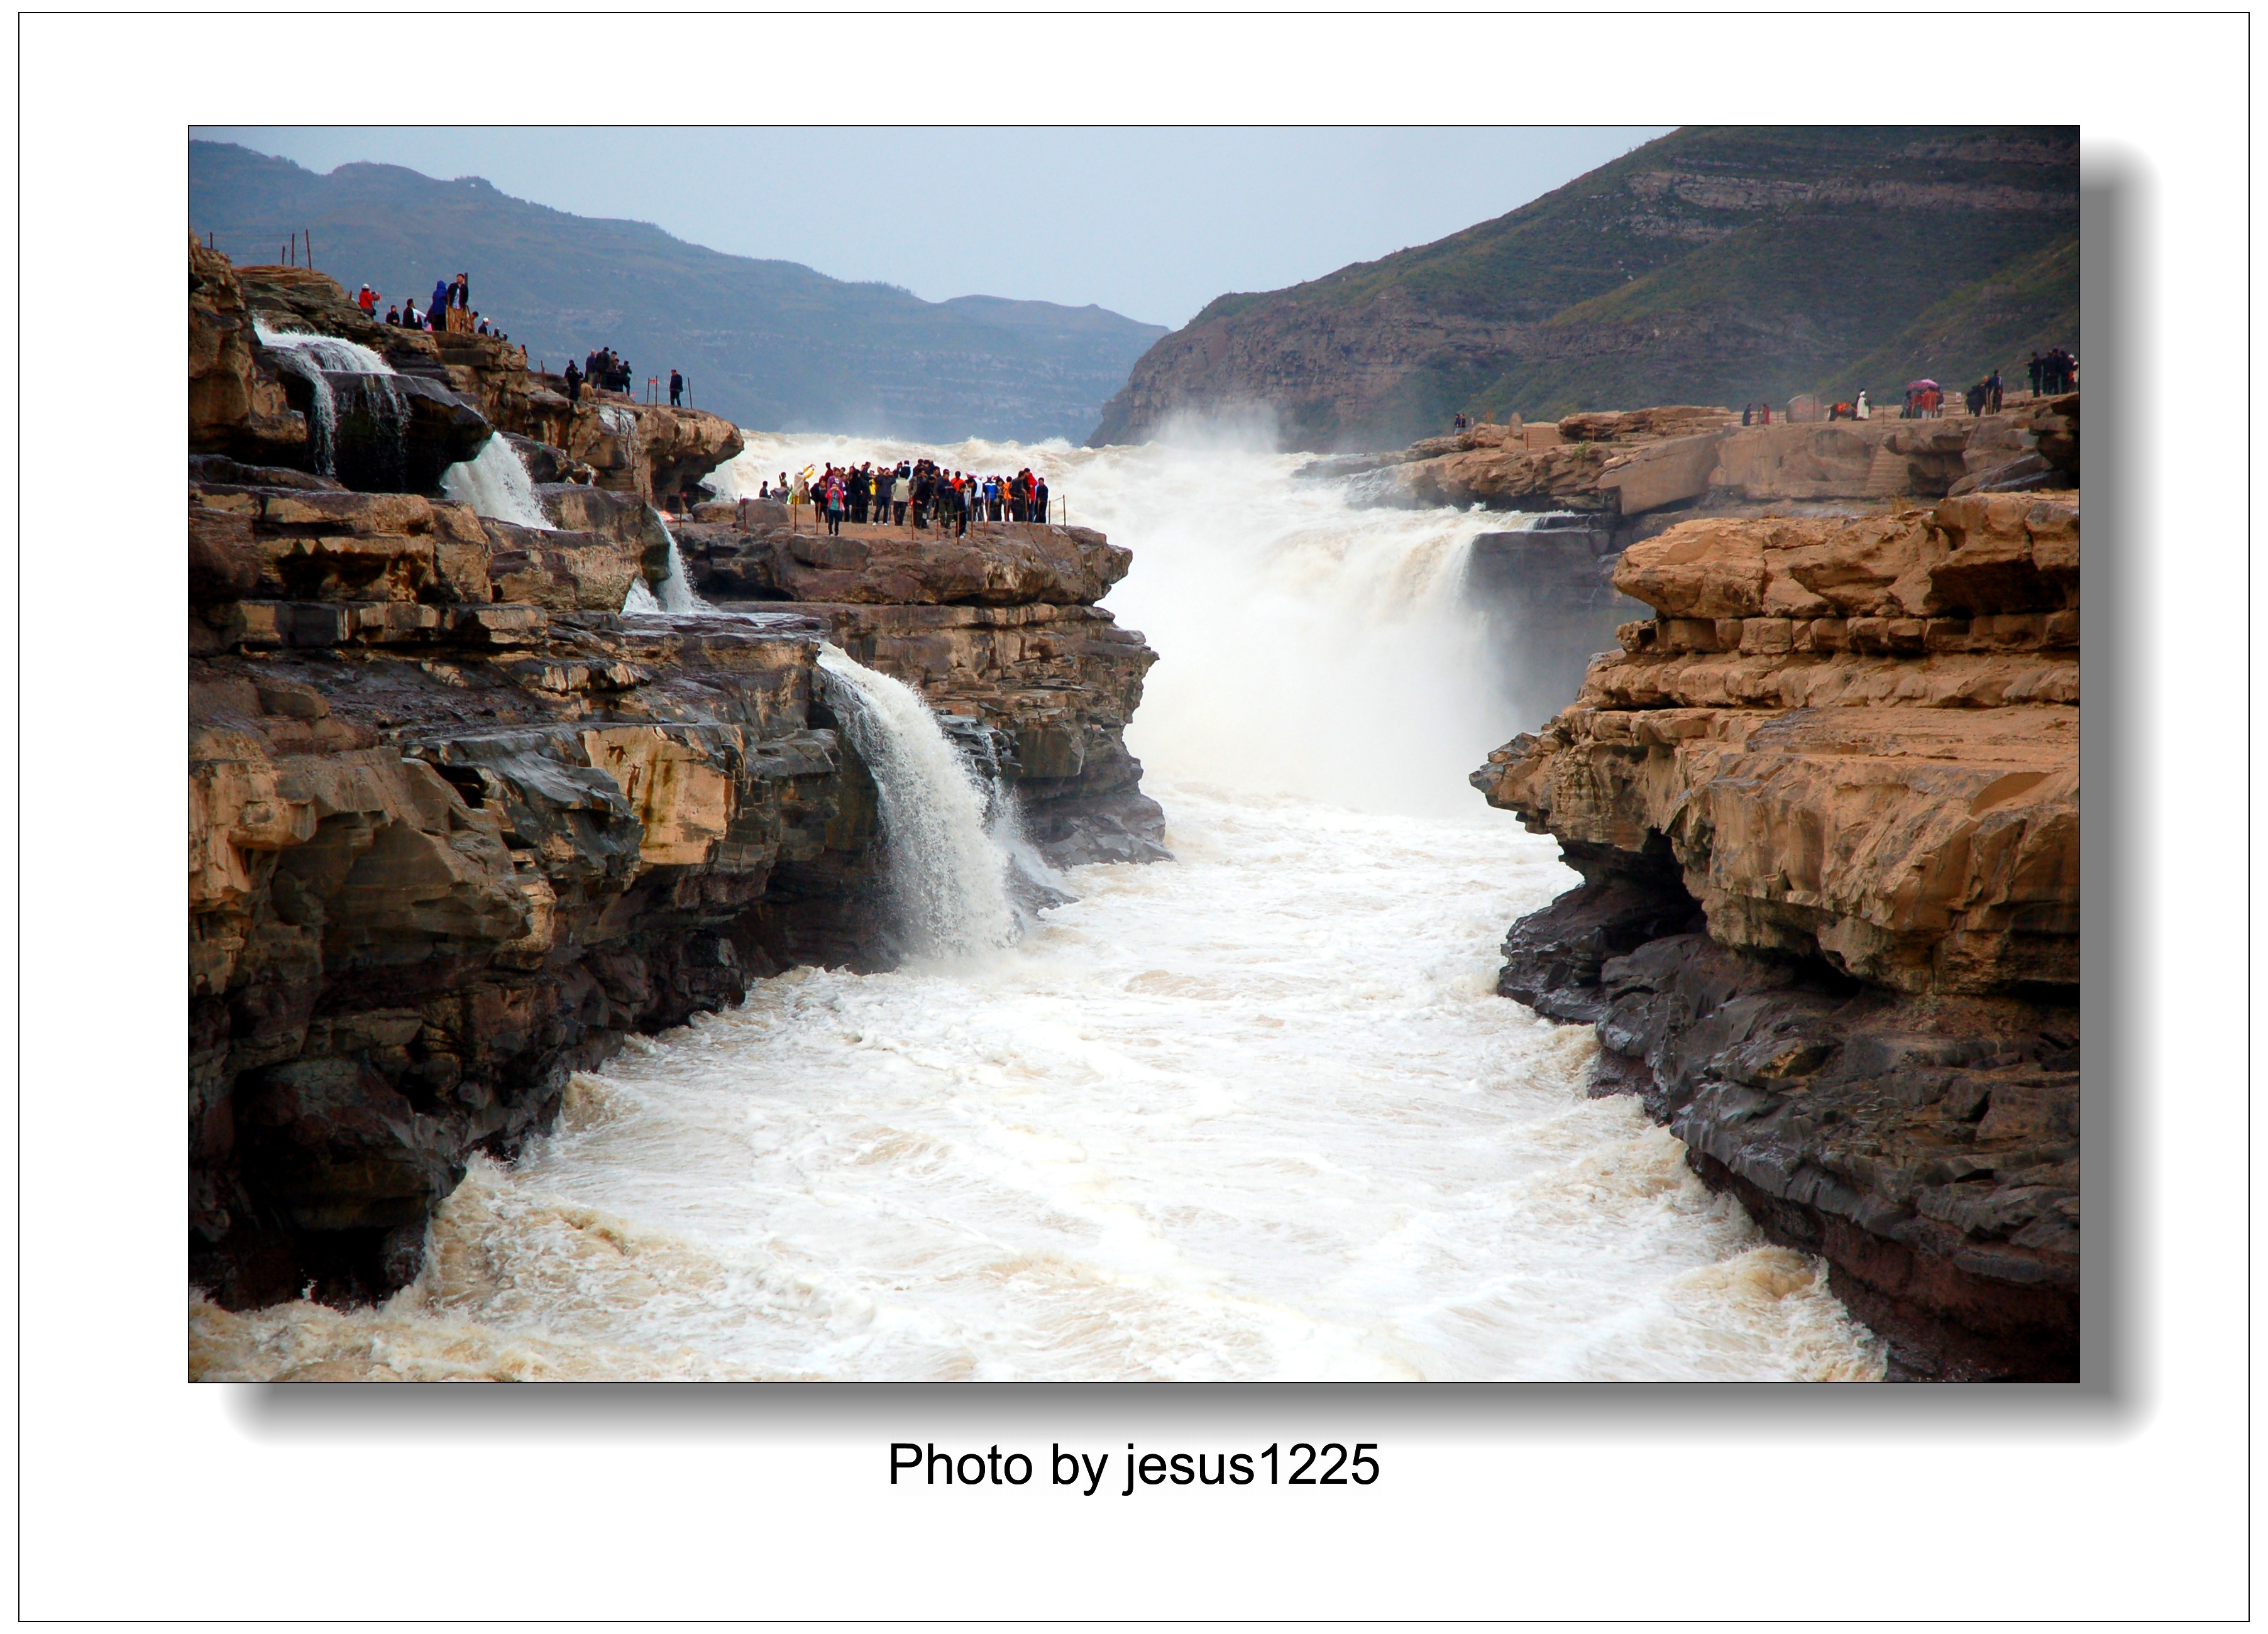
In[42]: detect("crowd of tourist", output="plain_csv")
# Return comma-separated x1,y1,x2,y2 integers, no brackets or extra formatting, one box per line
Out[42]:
364,273,512,343
1453,345,2076,435
564,347,632,404
752,459,1054,537
1962,372,2007,417
2027,348,2078,396
558,353,691,409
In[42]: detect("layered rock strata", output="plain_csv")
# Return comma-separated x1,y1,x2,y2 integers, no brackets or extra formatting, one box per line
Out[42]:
187,246,1163,1311
678,502,1167,865
1472,490,2080,1381
189,473,883,1308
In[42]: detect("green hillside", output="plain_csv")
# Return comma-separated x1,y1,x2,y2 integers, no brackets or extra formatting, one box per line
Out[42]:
190,141,1165,442
1093,127,2077,450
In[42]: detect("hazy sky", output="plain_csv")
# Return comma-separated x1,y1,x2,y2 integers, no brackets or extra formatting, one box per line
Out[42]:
195,127,1671,329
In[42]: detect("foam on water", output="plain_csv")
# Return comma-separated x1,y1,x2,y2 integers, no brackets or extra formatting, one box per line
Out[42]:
192,430,1887,1381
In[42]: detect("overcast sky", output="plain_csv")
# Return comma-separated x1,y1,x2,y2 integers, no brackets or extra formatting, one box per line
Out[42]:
194,127,1671,329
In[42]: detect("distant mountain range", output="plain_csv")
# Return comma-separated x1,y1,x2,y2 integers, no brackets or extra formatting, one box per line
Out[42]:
190,141,1167,443
1090,126,2079,451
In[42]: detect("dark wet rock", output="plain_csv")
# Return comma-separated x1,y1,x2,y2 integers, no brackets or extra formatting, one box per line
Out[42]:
187,237,1165,1313
1476,485,2083,1381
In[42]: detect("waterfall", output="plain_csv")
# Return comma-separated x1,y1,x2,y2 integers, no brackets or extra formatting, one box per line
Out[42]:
253,319,405,481
652,520,700,613
815,645,1021,957
441,436,553,530
622,519,702,615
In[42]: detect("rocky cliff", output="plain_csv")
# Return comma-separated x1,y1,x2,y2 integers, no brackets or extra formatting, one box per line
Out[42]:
1471,486,2080,1380
676,502,1166,865
194,248,744,507
1091,126,2078,451
187,245,1163,1310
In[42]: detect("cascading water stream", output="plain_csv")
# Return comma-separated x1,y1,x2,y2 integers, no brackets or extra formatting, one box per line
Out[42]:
815,645,1021,957
622,519,702,614
253,319,405,481
193,432,1887,1383
440,435,553,530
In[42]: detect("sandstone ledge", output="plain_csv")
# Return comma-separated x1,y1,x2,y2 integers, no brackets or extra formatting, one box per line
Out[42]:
1473,492,2081,1379
186,241,1162,1312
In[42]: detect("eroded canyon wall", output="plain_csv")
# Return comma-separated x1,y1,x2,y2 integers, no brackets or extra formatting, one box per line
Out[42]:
187,245,1162,1308
678,502,1165,865
1472,488,2080,1380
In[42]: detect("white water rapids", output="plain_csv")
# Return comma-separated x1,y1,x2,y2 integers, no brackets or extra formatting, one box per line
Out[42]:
192,428,1885,1382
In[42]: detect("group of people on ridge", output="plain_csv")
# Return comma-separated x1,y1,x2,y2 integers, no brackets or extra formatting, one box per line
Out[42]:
557,350,689,410
758,459,1052,537
365,273,502,340
2027,348,2078,396
564,347,633,405
1962,372,2008,417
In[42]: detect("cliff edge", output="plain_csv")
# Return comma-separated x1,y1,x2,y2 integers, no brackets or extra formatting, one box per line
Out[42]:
1472,483,2080,1380
187,243,1162,1310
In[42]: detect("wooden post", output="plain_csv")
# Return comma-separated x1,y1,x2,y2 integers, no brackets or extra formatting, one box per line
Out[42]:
306,228,312,268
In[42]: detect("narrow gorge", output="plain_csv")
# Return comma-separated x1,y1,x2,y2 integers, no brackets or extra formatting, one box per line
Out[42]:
187,236,2075,1383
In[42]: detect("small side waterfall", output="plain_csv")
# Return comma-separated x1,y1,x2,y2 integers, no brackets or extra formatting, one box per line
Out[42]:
441,436,553,530
253,320,406,483
622,520,701,615
816,645,1023,957
652,520,700,612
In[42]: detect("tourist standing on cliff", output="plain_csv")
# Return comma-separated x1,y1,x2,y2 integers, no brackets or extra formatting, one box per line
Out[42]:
563,360,582,405
1035,475,1050,524
668,369,683,407
823,471,846,537
891,466,911,527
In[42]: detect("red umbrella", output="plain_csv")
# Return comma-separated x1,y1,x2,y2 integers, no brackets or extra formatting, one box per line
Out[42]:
1906,378,1939,391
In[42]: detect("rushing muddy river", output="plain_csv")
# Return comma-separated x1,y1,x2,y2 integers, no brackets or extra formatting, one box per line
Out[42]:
191,432,1883,1381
